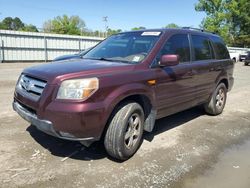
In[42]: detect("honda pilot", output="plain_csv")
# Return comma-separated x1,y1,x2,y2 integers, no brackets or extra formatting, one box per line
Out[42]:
13,28,234,160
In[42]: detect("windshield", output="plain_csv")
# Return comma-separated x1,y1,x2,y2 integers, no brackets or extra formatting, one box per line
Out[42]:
83,31,162,63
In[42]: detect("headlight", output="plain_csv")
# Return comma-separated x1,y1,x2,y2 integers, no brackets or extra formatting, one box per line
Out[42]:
56,78,99,100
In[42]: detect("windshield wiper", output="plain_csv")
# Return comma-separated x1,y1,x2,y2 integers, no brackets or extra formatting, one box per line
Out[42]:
97,57,116,62
82,57,114,61
83,57,132,64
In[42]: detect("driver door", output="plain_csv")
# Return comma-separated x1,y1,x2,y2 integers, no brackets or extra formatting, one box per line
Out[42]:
154,33,197,118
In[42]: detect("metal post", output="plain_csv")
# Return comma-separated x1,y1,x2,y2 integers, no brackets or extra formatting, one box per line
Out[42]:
0,40,4,63
79,38,81,52
44,35,47,63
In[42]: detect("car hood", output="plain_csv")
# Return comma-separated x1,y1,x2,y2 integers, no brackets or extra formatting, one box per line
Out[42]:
23,59,134,83
53,54,81,61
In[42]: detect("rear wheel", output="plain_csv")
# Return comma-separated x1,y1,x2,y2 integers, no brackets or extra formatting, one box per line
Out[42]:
204,83,227,115
104,102,144,160
244,62,249,66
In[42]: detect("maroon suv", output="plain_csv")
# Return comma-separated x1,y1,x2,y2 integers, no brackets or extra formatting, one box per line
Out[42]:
13,29,234,160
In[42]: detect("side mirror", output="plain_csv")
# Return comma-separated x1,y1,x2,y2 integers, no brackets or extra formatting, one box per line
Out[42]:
159,54,180,67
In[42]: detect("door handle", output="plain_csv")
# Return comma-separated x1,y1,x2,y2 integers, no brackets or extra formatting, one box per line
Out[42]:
210,66,222,71
187,71,194,76
209,67,215,71
216,66,222,71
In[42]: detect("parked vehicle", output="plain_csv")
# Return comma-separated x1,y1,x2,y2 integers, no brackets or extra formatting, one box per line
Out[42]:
52,47,93,62
13,28,234,160
227,47,250,63
239,53,248,62
229,51,240,62
244,51,250,65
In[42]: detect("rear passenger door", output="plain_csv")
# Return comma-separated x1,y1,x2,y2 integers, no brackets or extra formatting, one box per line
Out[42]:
154,34,197,118
209,36,233,89
190,35,217,104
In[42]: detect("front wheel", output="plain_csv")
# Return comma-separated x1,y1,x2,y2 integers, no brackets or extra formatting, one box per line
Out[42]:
204,83,227,115
104,102,144,160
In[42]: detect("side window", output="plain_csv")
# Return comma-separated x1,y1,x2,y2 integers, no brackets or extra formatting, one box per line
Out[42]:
192,35,213,61
211,36,230,59
160,34,190,62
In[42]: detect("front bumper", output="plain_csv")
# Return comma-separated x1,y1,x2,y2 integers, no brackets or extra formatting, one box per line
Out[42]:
13,101,94,141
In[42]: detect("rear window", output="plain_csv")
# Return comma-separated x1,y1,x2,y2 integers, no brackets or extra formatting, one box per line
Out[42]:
191,35,213,61
211,36,230,59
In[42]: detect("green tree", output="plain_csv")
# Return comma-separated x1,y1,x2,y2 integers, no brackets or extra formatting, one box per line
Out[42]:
107,28,122,36
43,15,85,35
0,17,39,32
195,0,250,46
165,23,180,28
131,26,146,31
0,17,25,30
21,24,39,32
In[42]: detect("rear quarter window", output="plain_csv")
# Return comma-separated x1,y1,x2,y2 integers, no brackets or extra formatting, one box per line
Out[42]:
211,36,230,59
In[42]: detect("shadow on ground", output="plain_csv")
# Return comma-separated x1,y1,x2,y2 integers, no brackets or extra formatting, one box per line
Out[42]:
26,106,205,161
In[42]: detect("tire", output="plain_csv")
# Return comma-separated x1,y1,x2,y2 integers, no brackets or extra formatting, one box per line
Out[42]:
204,83,227,115
104,102,144,160
244,62,249,66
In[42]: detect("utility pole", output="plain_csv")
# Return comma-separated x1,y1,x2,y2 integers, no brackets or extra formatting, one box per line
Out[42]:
50,20,52,33
103,16,108,38
81,27,83,36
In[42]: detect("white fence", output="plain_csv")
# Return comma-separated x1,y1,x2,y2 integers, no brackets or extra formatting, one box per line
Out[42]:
1,30,249,63
227,47,250,61
227,47,250,54
0,30,104,62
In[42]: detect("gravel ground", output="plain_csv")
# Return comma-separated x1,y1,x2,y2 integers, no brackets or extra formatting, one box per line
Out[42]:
0,62,249,188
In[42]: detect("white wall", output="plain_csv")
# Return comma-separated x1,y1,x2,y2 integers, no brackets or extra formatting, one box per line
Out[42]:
0,30,103,62
228,47,250,54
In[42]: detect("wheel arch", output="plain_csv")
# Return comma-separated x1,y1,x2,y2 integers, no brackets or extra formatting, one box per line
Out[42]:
218,78,229,90
100,92,157,141
112,94,153,120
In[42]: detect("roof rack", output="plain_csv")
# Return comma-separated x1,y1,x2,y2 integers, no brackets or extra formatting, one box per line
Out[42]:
182,27,216,34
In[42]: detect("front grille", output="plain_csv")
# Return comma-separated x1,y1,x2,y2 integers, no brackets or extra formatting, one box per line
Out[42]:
16,75,47,101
